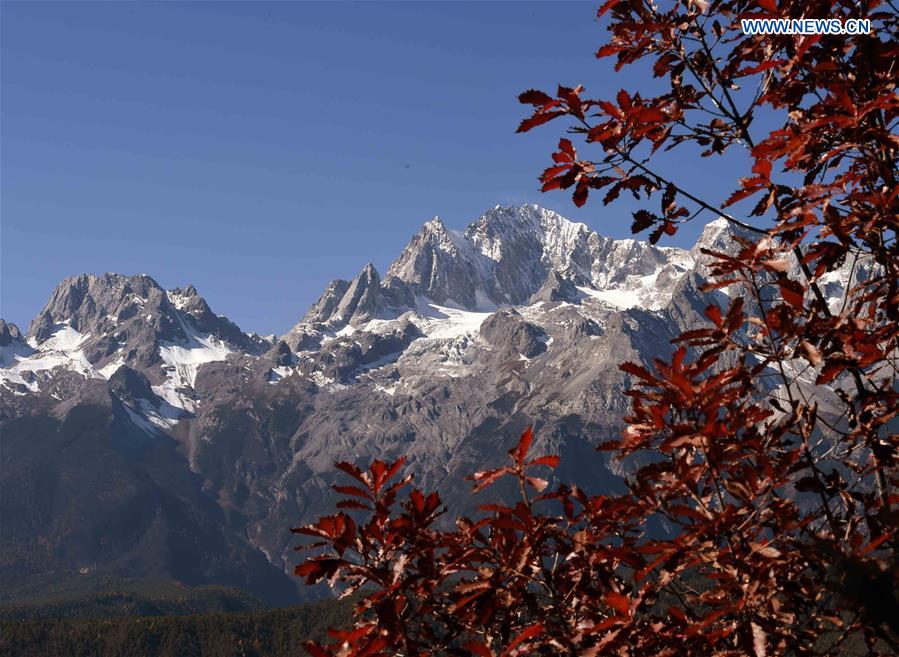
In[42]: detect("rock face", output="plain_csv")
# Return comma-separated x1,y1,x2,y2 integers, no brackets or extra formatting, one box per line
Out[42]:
0,320,24,347
529,270,582,304
0,204,858,604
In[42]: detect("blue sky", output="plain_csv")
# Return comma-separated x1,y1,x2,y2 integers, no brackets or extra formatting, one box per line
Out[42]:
2,1,752,336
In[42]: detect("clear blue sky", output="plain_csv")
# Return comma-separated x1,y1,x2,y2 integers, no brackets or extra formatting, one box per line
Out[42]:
1,1,751,336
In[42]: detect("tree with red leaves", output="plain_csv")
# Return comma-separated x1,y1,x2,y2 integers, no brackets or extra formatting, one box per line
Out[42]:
294,1,898,655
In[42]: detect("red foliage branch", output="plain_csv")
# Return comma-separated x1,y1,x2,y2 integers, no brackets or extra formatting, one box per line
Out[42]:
295,1,898,654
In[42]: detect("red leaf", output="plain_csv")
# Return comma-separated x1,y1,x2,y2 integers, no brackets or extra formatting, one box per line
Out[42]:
597,0,620,17
573,180,589,207
528,455,560,468
605,591,630,616
632,209,658,234
410,488,425,513
518,89,553,106
756,0,778,12
381,456,407,487
336,500,371,511
596,44,623,59
510,426,534,466
723,186,761,207
471,467,511,492
816,361,844,385
598,100,622,118
332,484,371,499
369,459,389,492
620,361,656,383
542,165,571,181
858,532,893,556
505,622,544,655
779,279,805,310
752,158,772,181
558,138,576,158
335,461,366,485
516,110,566,133
635,107,667,123
738,61,783,76
526,476,549,492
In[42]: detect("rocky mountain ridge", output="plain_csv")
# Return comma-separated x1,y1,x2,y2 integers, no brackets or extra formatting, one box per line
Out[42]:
0,204,857,604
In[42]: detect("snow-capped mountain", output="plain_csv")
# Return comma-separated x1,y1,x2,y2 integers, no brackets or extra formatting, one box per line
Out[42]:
0,204,853,604
295,205,696,331
2,273,269,406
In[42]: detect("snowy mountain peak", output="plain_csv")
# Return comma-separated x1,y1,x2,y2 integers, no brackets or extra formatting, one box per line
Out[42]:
298,203,706,329
2,272,266,398
692,217,740,256
4,207,758,403
27,272,164,342
166,284,201,309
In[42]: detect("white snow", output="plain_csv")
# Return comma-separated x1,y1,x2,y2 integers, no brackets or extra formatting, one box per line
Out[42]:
0,323,96,391
152,382,197,414
42,324,88,351
166,290,191,310
136,398,182,429
373,383,398,396
268,366,293,384
98,356,125,379
403,298,493,340
159,317,232,388
122,403,160,433
577,285,641,310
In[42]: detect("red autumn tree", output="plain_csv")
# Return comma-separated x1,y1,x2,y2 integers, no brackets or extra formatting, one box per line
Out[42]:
294,1,898,655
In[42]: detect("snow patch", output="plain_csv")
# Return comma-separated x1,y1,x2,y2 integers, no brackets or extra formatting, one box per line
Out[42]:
0,323,96,391
166,290,192,310
412,299,493,340
268,366,293,384
159,317,232,388
152,382,197,414
98,356,126,379
310,371,347,391
577,286,640,310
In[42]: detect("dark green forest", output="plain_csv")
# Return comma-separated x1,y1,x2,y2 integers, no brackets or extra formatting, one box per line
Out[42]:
0,591,350,657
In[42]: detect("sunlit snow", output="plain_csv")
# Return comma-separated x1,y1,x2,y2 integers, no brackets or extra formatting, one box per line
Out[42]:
159,318,232,388
0,322,96,391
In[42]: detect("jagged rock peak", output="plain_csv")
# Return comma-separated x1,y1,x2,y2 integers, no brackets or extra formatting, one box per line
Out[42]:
22,273,265,373
163,283,261,351
303,203,703,327
166,284,200,306
335,263,383,325
270,340,294,367
386,215,487,309
27,273,166,342
302,279,352,324
690,217,758,256
0,320,24,347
